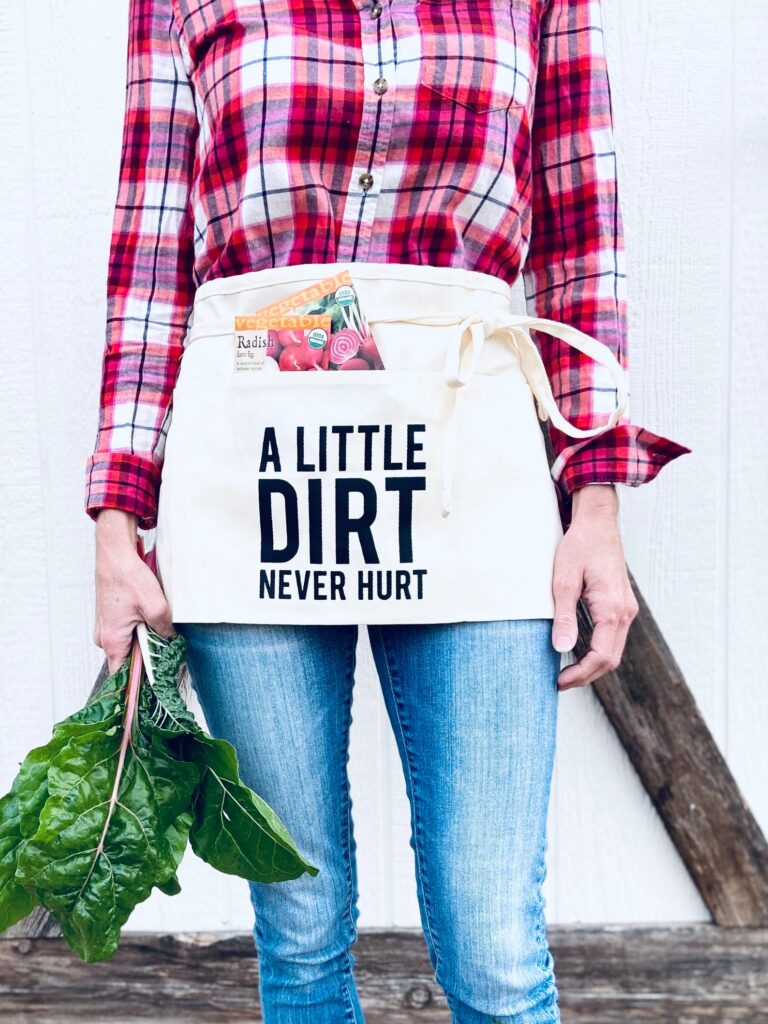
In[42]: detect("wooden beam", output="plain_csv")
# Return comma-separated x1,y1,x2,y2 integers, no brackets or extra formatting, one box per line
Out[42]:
579,570,768,925
543,426,768,925
1,926,767,1023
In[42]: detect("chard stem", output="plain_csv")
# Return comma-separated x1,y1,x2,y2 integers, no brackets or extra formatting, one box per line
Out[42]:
81,631,144,888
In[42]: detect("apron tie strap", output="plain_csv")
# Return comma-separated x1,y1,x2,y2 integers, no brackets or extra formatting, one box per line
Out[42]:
366,310,629,517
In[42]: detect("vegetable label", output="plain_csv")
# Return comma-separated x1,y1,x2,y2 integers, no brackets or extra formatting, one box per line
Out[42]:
233,270,385,372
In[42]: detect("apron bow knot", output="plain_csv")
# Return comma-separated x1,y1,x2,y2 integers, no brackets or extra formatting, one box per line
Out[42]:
367,308,630,519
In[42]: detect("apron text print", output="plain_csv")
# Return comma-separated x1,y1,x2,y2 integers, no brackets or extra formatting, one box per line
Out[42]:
256,422,430,603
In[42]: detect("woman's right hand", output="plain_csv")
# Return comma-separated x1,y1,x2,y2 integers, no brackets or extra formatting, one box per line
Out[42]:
93,509,177,675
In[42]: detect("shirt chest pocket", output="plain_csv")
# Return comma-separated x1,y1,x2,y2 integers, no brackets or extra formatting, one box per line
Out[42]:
414,0,534,115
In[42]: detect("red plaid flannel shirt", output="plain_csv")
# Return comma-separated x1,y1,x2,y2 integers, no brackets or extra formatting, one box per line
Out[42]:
85,0,691,531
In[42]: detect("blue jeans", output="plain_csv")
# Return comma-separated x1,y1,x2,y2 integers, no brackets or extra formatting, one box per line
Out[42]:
177,619,561,1024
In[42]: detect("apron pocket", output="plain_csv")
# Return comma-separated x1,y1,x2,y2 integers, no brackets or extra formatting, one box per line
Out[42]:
157,365,562,623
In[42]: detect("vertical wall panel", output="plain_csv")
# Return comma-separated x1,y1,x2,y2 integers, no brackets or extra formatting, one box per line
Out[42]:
0,3,56,789
726,0,768,835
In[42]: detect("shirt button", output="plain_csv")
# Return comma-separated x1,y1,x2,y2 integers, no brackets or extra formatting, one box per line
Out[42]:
373,76,388,95
359,172,374,191
370,2,383,17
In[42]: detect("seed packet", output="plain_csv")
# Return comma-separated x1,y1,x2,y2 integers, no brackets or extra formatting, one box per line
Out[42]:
234,314,333,372
239,269,385,371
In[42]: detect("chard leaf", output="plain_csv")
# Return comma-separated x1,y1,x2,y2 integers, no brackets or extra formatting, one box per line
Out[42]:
15,726,197,962
0,783,36,931
14,662,127,840
154,810,194,896
186,734,319,883
138,626,198,737
15,731,160,961
14,634,199,963
16,716,122,839
3,623,319,960
0,661,129,937
155,874,181,898
137,625,319,884
63,659,128,727
129,737,200,888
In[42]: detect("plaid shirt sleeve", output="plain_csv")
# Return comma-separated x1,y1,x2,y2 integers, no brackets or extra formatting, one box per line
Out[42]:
84,0,198,531
522,0,691,524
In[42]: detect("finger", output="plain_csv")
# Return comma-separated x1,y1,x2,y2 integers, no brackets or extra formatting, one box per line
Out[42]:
558,618,620,689
551,572,583,653
609,609,632,668
105,640,132,678
612,588,640,664
139,593,177,640
558,648,615,690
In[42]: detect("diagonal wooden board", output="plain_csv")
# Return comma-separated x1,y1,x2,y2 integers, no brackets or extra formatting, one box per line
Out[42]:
544,423,768,926
579,567,768,926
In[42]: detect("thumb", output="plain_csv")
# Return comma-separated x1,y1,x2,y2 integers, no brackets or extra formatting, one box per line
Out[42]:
140,592,178,641
552,575,581,653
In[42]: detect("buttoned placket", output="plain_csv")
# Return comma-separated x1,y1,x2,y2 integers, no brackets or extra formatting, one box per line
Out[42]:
337,0,397,260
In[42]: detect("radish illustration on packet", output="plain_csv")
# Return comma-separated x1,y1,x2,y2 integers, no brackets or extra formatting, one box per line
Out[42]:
233,269,385,372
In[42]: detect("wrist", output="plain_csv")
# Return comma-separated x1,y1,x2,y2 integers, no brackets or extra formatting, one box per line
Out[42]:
95,507,139,547
571,483,618,521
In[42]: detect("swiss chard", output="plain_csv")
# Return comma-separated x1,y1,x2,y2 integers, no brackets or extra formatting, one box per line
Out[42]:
0,621,319,962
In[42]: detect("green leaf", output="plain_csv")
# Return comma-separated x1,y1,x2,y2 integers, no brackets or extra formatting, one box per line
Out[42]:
154,810,194,896
15,725,198,962
0,782,36,932
64,659,129,727
2,624,320,961
186,733,319,883
138,626,199,739
16,718,122,840
154,874,181,897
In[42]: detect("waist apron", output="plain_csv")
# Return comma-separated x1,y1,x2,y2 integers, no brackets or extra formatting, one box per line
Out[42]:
155,261,628,625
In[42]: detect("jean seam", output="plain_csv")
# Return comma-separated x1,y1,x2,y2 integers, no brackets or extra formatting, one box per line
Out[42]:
340,628,361,1023
530,833,560,1021
534,835,547,969
339,627,360,945
340,949,358,1023
371,625,444,975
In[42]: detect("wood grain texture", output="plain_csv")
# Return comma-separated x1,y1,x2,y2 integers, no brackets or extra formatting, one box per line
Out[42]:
1,926,766,1023
582,572,768,926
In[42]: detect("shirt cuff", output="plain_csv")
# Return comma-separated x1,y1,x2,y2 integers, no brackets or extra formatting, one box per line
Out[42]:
84,451,162,531
551,423,693,529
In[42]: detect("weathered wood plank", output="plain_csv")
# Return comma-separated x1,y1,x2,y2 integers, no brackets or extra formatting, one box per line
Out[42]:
1,926,767,1023
539,422,768,926
581,570,768,925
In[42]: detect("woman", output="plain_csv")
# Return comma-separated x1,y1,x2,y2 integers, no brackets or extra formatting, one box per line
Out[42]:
86,0,690,1020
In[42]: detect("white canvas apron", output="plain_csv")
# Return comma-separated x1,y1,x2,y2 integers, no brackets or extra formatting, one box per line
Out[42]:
154,261,628,625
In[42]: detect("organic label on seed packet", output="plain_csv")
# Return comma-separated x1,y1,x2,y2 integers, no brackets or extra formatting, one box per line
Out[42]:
248,269,385,371
234,314,332,372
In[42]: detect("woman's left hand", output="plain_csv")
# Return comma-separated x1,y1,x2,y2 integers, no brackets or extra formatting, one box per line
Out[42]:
550,484,639,691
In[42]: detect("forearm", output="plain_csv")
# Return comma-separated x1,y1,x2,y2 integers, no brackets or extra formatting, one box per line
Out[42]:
84,0,198,531
523,0,690,526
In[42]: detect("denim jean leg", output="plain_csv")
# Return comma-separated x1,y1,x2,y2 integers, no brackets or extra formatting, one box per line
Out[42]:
368,619,561,1024
177,621,366,1024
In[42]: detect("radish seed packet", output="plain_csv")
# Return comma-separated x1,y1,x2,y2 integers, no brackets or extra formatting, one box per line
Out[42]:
234,269,385,372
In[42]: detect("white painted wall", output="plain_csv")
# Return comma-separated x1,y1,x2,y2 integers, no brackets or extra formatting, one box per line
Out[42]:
1,1,765,933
